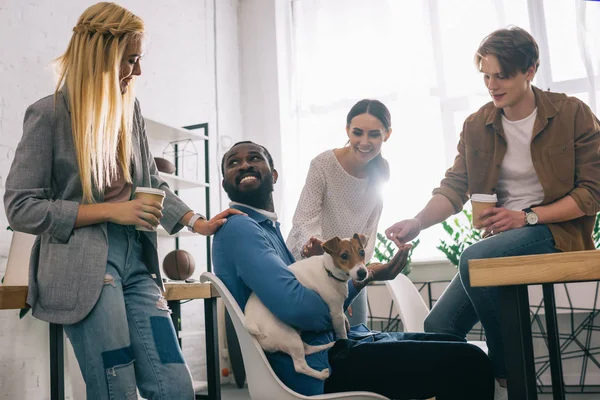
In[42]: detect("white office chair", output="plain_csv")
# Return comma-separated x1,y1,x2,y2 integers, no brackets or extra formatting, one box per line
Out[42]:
200,272,389,400
2,231,36,285
385,274,488,353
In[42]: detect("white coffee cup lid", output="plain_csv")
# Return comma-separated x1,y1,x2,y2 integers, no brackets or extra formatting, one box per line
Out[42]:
471,193,497,202
135,187,166,197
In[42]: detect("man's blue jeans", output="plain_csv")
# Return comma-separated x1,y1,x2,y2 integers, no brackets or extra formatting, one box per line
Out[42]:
424,225,559,378
64,223,194,399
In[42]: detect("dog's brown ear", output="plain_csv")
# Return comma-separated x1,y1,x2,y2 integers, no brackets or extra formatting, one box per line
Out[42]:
322,237,341,255
353,233,368,248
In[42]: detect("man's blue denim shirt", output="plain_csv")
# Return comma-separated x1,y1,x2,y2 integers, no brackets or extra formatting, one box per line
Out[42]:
212,204,367,395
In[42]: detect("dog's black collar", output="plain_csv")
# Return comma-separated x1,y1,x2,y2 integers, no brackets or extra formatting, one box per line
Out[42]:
324,266,347,282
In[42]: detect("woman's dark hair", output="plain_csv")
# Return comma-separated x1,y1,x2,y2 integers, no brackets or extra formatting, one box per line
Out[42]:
346,99,391,185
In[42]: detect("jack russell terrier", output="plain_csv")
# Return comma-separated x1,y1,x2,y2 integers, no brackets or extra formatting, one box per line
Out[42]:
244,233,369,380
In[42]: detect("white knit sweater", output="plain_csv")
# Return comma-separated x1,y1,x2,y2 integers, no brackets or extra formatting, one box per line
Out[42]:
286,150,383,262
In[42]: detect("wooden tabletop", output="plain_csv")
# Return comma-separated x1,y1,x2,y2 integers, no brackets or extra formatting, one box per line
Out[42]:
163,281,219,301
0,285,27,310
469,249,600,287
0,282,219,310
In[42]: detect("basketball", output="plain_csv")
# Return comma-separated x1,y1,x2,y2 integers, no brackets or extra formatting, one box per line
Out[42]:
154,157,176,174
162,249,195,280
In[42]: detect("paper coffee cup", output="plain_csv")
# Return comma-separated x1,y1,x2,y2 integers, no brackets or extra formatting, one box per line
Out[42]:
471,193,497,229
134,187,165,231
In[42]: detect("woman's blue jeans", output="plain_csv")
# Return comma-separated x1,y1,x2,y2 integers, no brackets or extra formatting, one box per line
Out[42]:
64,223,194,399
424,225,559,378
347,287,368,326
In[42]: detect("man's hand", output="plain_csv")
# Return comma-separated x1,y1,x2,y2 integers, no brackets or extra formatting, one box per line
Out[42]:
385,219,422,248
354,244,413,291
302,236,324,258
193,208,246,236
479,207,526,237
368,244,412,282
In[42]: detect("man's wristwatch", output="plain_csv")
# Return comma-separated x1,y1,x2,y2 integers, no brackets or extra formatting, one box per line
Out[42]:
186,213,206,232
522,207,539,226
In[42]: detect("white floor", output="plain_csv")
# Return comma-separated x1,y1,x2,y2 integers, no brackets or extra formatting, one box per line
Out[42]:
219,384,599,399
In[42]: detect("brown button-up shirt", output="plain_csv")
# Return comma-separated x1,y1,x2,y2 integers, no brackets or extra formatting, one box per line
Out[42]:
433,86,600,252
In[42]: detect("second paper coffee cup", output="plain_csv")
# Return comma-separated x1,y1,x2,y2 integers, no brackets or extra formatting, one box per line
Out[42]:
471,193,497,229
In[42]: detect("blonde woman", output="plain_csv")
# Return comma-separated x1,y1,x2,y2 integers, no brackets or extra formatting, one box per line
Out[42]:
4,3,240,399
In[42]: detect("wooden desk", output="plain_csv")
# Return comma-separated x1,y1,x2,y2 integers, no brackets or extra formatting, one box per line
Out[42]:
0,285,27,309
0,282,221,400
165,282,221,400
469,250,600,400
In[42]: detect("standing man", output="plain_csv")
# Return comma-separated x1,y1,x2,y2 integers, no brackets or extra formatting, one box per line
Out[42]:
385,26,600,397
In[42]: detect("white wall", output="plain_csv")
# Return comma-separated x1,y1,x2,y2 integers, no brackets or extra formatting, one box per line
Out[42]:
237,0,294,222
0,0,242,398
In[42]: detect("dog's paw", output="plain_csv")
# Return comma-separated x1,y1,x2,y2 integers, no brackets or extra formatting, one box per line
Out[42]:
318,368,330,380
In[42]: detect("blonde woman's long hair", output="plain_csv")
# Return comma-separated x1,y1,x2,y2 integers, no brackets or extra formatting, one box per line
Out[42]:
55,2,144,203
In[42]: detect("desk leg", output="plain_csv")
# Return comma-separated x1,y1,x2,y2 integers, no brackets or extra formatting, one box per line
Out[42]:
204,298,221,400
542,284,566,400
50,323,64,400
499,285,537,399
169,300,182,347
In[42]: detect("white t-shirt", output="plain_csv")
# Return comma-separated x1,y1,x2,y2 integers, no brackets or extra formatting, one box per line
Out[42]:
497,108,545,211
286,150,383,262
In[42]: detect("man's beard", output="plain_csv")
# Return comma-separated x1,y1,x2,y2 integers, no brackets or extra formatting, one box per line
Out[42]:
223,173,274,210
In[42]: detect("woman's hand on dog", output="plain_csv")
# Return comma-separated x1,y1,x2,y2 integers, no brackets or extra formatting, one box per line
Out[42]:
302,236,324,258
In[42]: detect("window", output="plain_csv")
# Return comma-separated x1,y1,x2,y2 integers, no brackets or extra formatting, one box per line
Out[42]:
288,0,600,261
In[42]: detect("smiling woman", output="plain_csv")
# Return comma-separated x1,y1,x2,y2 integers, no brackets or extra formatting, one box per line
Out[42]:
285,99,392,327
3,2,243,398
119,39,143,93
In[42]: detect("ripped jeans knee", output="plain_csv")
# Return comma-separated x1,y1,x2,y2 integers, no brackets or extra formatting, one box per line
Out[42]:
104,274,116,287
155,294,171,314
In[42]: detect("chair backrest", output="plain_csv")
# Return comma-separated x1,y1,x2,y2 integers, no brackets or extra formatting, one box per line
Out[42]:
200,272,388,400
2,231,35,286
385,274,430,332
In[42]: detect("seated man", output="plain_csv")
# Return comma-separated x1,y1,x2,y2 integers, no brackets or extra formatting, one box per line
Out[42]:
213,141,495,400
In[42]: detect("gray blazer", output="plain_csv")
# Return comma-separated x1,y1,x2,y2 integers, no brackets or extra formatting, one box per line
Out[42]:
4,91,191,325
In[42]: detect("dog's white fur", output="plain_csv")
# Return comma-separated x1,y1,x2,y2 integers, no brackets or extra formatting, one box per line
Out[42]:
244,236,368,380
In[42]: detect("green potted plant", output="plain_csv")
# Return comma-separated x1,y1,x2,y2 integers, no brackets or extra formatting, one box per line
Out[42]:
437,209,482,267
438,210,600,267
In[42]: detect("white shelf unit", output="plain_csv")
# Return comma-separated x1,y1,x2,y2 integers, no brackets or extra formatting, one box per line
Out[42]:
158,172,209,191
145,120,212,364
145,120,211,265
156,226,196,238
144,118,208,142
